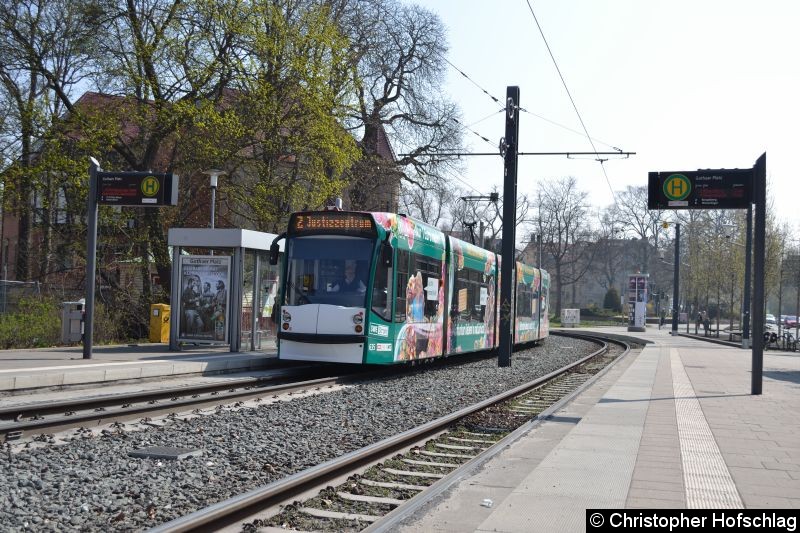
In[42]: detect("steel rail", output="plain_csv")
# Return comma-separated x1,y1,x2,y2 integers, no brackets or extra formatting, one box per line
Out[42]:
0,371,372,441
0,349,518,441
0,365,322,419
148,334,612,533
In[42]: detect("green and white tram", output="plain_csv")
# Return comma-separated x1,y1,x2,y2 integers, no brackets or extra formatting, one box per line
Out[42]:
270,210,549,364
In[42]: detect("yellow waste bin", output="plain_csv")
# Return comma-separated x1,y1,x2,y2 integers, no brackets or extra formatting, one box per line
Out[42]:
149,303,171,343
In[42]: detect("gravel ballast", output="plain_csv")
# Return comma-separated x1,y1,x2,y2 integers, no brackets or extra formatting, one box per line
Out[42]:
0,336,600,531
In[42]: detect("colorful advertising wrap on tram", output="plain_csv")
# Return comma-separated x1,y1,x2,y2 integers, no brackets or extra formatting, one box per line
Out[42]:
276,210,550,365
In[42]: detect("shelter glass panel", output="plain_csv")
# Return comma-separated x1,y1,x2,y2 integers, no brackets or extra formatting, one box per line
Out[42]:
240,250,256,351
255,251,280,350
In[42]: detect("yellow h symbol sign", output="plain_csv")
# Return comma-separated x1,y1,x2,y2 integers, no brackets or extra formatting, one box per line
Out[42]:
141,176,160,197
664,174,691,201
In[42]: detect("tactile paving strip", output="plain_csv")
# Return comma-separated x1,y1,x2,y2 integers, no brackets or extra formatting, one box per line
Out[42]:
670,348,743,508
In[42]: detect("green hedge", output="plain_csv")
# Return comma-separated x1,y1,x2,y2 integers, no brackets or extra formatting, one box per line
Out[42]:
0,297,134,349
0,297,61,349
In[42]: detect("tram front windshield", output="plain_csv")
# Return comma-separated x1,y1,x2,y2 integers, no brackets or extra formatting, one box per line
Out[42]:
284,236,374,308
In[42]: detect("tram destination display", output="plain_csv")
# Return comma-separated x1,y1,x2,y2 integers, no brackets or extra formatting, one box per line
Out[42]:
648,168,753,210
98,171,179,206
289,211,376,236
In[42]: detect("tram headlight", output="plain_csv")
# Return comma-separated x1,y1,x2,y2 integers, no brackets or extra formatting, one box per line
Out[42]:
352,312,363,325
282,309,292,322
354,324,363,333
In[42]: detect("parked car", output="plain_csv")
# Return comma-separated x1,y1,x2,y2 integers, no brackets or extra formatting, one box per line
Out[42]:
766,313,776,325
784,315,798,328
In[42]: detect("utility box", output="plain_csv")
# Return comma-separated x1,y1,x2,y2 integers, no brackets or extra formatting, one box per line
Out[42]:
561,308,580,328
149,303,171,343
61,300,85,343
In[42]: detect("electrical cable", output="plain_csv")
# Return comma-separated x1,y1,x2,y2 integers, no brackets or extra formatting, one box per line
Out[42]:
523,0,619,207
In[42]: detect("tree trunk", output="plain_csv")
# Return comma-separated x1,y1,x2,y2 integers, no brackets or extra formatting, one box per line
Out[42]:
555,263,563,316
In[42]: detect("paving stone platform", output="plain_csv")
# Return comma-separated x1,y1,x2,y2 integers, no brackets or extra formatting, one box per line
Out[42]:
0,341,276,394
396,326,800,532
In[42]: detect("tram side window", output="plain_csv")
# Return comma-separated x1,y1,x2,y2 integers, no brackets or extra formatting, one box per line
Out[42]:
516,282,533,319
372,243,392,321
395,249,410,323
454,267,487,322
412,253,442,320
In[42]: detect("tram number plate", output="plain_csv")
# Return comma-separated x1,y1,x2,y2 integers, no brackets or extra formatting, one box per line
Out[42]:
369,343,392,352
369,324,389,337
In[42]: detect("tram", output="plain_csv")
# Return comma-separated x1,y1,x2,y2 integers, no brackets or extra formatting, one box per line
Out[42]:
269,210,549,364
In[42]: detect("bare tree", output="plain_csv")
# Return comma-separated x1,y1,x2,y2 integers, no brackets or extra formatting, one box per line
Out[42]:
399,179,460,228
536,176,593,315
593,207,626,292
330,0,465,206
610,185,667,274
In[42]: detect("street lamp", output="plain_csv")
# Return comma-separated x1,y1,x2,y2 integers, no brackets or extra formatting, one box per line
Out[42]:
202,170,226,229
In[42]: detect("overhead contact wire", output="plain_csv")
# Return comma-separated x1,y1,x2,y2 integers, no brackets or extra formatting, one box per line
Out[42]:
524,0,619,207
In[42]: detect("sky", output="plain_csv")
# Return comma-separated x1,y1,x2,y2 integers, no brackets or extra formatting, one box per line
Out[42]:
410,0,800,231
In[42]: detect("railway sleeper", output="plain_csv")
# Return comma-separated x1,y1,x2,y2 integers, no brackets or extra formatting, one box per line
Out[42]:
300,489,398,518
383,458,453,476
336,491,405,506
359,478,426,492
382,468,445,479
402,458,460,468
434,442,485,451
414,449,474,460
447,436,496,445
460,430,503,439
299,507,381,523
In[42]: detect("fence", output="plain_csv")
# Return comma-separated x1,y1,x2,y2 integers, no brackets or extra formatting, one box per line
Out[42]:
0,280,83,314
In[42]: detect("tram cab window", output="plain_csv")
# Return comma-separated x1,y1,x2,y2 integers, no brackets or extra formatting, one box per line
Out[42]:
372,242,392,321
284,236,372,308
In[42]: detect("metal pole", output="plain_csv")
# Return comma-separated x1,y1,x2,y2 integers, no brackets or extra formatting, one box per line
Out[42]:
742,204,752,347
751,153,766,395
498,86,520,367
169,245,181,351
211,186,216,229
538,235,542,267
778,250,784,338
795,265,799,343
83,158,100,359
795,248,799,341
671,224,680,335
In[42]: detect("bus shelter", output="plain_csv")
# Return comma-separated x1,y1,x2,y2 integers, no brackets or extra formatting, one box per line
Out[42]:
167,228,282,352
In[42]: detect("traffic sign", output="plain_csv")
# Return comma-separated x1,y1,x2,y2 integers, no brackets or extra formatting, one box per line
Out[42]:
97,171,179,206
648,168,752,209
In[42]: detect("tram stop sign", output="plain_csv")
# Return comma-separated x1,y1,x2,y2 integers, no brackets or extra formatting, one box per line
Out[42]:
97,171,179,207
648,168,753,210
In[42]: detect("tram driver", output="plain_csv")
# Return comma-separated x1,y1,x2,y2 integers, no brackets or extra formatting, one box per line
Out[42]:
330,259,366,293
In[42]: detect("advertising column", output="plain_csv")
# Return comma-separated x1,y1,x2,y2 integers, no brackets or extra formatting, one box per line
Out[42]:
627,273,649,332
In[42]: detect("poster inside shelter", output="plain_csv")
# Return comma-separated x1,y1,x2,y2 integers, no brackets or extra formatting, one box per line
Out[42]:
178,255,231,343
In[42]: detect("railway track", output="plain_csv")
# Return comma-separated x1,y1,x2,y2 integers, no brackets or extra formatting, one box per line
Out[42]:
0,345,532,443
148,332,630,533
0,364,366,442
